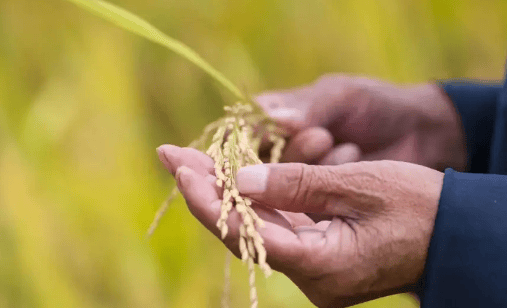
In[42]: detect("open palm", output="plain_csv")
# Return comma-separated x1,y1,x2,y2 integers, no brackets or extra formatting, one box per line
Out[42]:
158,145,441,307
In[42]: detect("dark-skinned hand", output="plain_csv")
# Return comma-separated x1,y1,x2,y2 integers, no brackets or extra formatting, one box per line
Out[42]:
255,75,466,171
157,145,443,308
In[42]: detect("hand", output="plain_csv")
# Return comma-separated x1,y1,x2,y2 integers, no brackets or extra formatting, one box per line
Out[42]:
256,74,467,171
157,144,444,308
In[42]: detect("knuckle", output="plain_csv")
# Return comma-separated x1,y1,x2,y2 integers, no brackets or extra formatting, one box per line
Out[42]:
284,163,306,207
299,165,314,205
312,74,364,105
314,166,343,193
313,73,350,87
255,92,285,110
292,165,332,211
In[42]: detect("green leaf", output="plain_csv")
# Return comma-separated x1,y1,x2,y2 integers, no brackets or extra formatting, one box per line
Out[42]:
64,0,245,100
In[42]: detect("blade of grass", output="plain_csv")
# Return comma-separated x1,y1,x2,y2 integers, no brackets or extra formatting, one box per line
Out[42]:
64,0,245,101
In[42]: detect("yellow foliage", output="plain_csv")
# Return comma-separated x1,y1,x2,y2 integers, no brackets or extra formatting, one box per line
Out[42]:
1,0,506,307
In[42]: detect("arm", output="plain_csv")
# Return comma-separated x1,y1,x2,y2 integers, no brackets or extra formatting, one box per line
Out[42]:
440,82,502,173
417,169,507,307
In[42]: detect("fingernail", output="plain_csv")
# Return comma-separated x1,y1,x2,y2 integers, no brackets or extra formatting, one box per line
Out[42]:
157,146,169,168
268,108,304,122
256,94,284,110
157,145,179,171
157,144,179,154
236,165,269,194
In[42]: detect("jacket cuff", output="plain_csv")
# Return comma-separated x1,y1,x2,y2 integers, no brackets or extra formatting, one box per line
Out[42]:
439,81,501,173
417,168,507,307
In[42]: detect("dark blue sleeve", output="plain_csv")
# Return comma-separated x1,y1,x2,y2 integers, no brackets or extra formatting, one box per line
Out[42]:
417,169,507,307
440,82,502,173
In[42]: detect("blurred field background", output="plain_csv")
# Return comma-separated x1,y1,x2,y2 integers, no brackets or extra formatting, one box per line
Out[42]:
1,0,506,307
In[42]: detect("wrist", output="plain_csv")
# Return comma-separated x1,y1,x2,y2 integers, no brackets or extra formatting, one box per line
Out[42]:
407,83,467,171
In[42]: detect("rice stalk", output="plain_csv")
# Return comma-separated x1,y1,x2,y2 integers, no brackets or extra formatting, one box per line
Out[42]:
150,102,284,307
64,1,287,306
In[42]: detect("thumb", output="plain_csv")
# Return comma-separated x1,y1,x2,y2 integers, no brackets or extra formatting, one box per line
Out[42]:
255,93,309,132
236,163,358,215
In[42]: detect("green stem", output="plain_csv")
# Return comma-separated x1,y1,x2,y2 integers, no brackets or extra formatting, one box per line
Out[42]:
64,0,246,101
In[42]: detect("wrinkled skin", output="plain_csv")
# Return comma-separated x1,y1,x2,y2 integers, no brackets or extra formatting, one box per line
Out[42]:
255,74,466,171
156,75,467,307
157,146,443,307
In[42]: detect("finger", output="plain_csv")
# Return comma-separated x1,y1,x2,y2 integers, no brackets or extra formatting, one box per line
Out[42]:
276,211,316,228
359,142,418,164
259,111,310,161
158,144,223,196
312,143,360,222
236,162,369,217
254,107,306,158
318,143,361,165
236,163,326,213
157,144,215,176
255,86,313,125
205,174,224,196
291,220,332,244
175,166,304,270
254,90,311,144
305,213,333,223
254,86,317,156
265,107,307,133
281,127,334,163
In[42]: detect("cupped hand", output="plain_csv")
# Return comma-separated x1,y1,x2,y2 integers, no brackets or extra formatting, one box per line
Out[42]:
157,144,443,308
256,74,467,171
